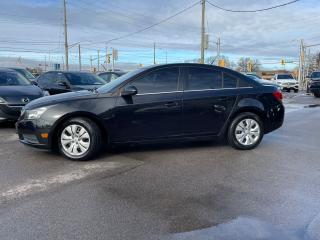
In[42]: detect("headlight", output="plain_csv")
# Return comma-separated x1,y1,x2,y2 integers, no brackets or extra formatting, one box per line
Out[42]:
43,91,50,96
0,97,7,104
25,107,47,120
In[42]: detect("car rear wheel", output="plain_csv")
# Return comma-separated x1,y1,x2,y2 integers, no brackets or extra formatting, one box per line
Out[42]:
58,117,102,161
314,93,320,98
228,113,264,150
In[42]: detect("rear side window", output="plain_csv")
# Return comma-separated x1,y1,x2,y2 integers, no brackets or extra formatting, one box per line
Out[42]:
129,67,179,94
223,72,237,88
185,67,222,90
38,72,57,84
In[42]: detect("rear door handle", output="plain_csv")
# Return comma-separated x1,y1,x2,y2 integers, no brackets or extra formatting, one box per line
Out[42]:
164,101,178,107
217,97,229,101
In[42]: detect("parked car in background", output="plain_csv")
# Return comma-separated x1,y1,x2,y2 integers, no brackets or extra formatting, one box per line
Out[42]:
17,63,284,161
271,74,299,92
245,73,280,89
98,71,127,83
9,68,36,82
36,71,107,95
0,68,45,122
308,71,320,98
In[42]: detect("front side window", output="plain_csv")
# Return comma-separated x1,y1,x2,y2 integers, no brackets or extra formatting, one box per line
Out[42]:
128,67,179,94
0,71,31,86
185,67,222,91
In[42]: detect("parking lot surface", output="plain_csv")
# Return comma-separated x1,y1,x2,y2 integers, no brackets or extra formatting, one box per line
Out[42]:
0,93,320,240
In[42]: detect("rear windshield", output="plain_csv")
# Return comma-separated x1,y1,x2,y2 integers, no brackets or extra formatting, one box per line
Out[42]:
311,72,320,78
277,74,294,79
65,73,107,86
0,71,31,86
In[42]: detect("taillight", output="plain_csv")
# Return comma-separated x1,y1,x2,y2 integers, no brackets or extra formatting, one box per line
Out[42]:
273,90,283,102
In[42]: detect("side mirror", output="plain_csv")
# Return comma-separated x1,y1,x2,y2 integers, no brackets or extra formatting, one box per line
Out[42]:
57,81,69,88
31,80,38,86
121,85,138,97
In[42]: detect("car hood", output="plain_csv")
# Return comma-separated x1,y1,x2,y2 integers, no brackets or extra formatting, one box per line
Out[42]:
0,85,44,105
25,90,100,110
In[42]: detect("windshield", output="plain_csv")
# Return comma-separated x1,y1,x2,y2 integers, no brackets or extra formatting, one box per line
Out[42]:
98,68,146,93
311,72,320,78
65,73,107,86
13,68,35,80
277,74,294,80
0,71,31,86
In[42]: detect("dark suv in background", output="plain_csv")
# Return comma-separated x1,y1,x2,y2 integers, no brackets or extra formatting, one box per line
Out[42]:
17,64,284,161
308,71,320,98
36,71,107,95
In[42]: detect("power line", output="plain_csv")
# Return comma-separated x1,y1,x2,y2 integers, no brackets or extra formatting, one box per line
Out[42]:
206,0,301,13
91,1,201,45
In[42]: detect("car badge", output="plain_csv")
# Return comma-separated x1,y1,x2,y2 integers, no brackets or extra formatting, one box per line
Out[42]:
22,97,30,103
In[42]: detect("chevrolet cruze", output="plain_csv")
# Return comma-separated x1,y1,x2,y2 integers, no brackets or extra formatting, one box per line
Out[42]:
16,64,285,161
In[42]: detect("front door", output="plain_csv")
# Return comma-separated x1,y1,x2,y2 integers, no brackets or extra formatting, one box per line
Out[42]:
112,67,182,142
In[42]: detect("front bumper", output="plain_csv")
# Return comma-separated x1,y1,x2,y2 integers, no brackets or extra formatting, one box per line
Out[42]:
280,85,299,91
16,119,51,149
0,104,23,122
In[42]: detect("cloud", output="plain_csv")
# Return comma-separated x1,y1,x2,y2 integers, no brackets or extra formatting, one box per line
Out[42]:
0,0,318,67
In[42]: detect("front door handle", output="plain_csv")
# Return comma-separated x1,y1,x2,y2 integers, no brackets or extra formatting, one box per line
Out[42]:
164,101,178,107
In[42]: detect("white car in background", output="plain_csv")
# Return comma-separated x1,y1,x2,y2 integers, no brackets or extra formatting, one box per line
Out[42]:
271,74,299,93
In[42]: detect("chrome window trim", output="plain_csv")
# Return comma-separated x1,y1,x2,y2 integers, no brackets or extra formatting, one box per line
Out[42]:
135,87,253,96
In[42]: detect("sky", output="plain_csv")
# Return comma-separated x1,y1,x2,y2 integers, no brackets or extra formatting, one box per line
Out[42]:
0,0,319,70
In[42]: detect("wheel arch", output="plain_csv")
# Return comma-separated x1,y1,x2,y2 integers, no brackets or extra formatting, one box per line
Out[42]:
49,111,108,150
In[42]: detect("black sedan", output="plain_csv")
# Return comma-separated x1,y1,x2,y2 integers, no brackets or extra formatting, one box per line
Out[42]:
0,68,45,122
36,71,107,95
17,63,284,161
98,71,127,83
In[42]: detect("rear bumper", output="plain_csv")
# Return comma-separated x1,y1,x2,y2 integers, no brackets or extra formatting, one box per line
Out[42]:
16,119,51,149
265,103,285,134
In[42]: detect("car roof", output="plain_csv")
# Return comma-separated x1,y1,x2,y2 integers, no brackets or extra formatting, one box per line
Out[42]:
45,71,94,74
0,67,22,73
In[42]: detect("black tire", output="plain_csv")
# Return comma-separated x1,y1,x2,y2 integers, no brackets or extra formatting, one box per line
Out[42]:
294,89,299,93
314,93,320,98
227,112,264,150
58,117,102,161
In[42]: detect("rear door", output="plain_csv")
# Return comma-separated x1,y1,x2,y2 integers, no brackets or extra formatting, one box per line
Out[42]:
112,67,182,142
181,66,238,136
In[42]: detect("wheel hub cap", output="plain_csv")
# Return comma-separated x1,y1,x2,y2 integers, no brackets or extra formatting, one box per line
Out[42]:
60,124,91,156
235,119,261,146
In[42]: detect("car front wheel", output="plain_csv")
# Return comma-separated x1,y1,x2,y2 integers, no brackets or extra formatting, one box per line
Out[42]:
58,117,102,161
228,113,264,150
314,93,320,98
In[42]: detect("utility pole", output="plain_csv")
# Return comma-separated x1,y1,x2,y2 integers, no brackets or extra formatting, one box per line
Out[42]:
97,50,100,72
105,46,108,71
90,55,93,72
217,36,221,62
153,42,156,64
112,48,115,71
78,44,81,71
200,0,206,64
63,0,69,70
44,55,47,72
298,39,304,89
